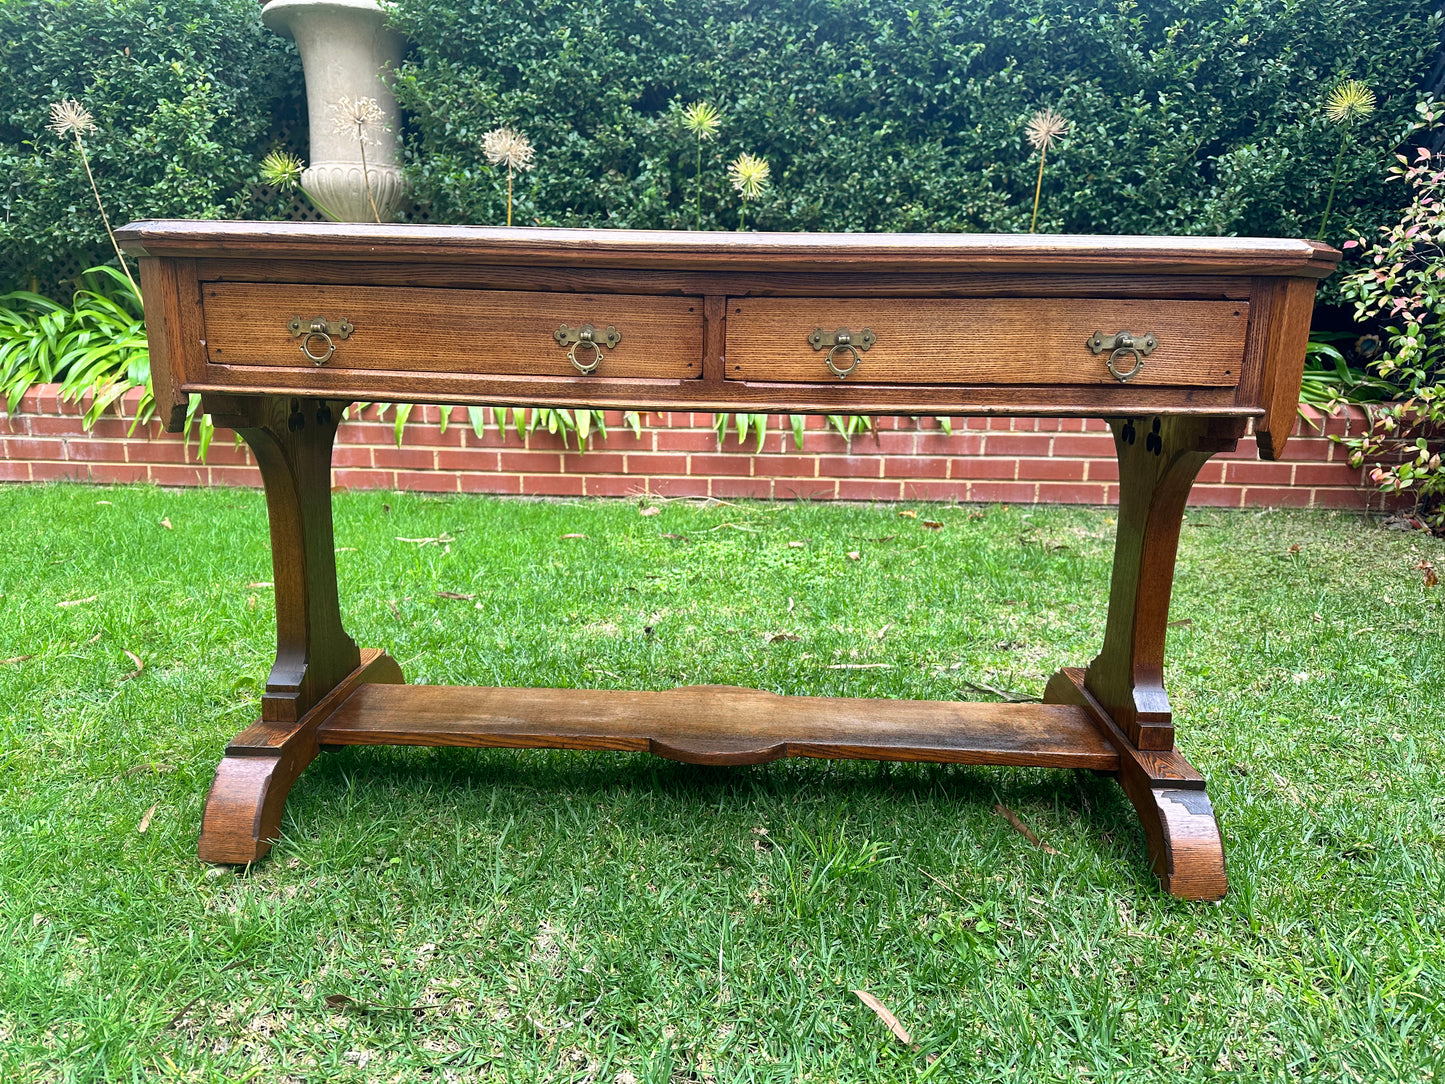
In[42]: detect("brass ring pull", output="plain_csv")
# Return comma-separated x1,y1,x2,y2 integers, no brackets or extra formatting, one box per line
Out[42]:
288,315,352,365
301,329,335,365
825,343,862,378
1087,330,1157,384
1107,347,1145,382
808,326,876,380
555,322,620,375
569,337,602,374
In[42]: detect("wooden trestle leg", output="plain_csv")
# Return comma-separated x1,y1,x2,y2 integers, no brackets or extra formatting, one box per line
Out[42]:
197,396,403,863
1046,415,1245,900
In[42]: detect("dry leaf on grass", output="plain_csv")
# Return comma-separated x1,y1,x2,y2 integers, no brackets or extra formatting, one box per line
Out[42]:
826,662,892,670
788,540,807,548
846,550,861,561
921,520,943,530
137,803,158,833
119,650,144,681
877,624,892,640
559,533,589,540
766,631,800,643
95,500,112,506
638,506,661,516
897,510,918,519
57,595,97,608
1416,559,1439,588
1167,619,1194,628
436,591,476,601
386,600,403,621
160,517,173,530
993,803,1060,854
247,581,273,589
1,655,34,665
852,989,912,1045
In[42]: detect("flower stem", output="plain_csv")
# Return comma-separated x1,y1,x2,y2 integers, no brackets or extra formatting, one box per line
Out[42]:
1318,128,1349,239
1029,146,1047,234
358,135,381,223
739,204,746,231
74,135,140,298
507,168,513,227
696,137,703,231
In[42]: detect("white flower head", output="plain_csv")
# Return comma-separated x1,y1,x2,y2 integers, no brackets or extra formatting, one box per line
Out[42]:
483,127,535,172
330,96,389,145
1026,108,1068,153
48,99,97,139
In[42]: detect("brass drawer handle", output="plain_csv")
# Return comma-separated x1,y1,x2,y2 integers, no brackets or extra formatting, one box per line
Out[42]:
287,316,353,365
809,326,876,379
554,323,621,374
1087,330,1157,383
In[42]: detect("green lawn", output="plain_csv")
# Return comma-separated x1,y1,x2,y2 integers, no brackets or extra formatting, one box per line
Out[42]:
1,484,1442,1082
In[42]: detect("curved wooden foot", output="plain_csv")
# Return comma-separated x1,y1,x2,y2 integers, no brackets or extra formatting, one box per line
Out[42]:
1136,785,1227,900
199,649,404,864
1046,667,1226,900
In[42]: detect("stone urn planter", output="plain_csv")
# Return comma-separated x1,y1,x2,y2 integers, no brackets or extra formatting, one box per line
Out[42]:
262,0,407,222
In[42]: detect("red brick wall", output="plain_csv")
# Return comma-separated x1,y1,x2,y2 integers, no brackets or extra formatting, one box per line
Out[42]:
0,385,1387,509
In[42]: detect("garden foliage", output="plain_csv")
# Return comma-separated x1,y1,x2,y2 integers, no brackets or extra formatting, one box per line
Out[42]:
0,0,303,292
390,0,1438,248
1338,104,1445,526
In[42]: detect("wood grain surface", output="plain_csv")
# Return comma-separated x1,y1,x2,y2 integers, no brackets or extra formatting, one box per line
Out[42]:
1045,668,1226,900
725,298,1248,386
1084,416,1246,749
316,683,1122,769
179,370,1248,417
196,260,1258,300
117,220,1341,278
126,223,1339,897
198,648,405,864
202,283,703,379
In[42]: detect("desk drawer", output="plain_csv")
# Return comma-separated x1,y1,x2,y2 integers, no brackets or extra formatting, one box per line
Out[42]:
725,298,1246,386
202,283,703,380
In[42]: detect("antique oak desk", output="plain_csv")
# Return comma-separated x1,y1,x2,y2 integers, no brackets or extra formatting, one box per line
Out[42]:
118,222,1338,900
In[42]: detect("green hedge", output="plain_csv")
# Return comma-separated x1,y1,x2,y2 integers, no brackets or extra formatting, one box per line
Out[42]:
0,0,303,293
390,0,1440,251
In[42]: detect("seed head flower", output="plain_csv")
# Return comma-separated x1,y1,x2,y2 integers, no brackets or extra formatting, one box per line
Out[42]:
1025,108,1068,153
259,150,305,189
47,99,97,139
680,101,723,141
330,95,389,145
1318,81,1378,238
1324,80,1376,125
728,152,770,200
482,127,535,173
45,99,140,296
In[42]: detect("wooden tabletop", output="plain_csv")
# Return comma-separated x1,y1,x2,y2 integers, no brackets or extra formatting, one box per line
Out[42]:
116,221,1341,278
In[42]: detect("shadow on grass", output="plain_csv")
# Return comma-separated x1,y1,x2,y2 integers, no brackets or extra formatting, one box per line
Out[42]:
278,741,1155,885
